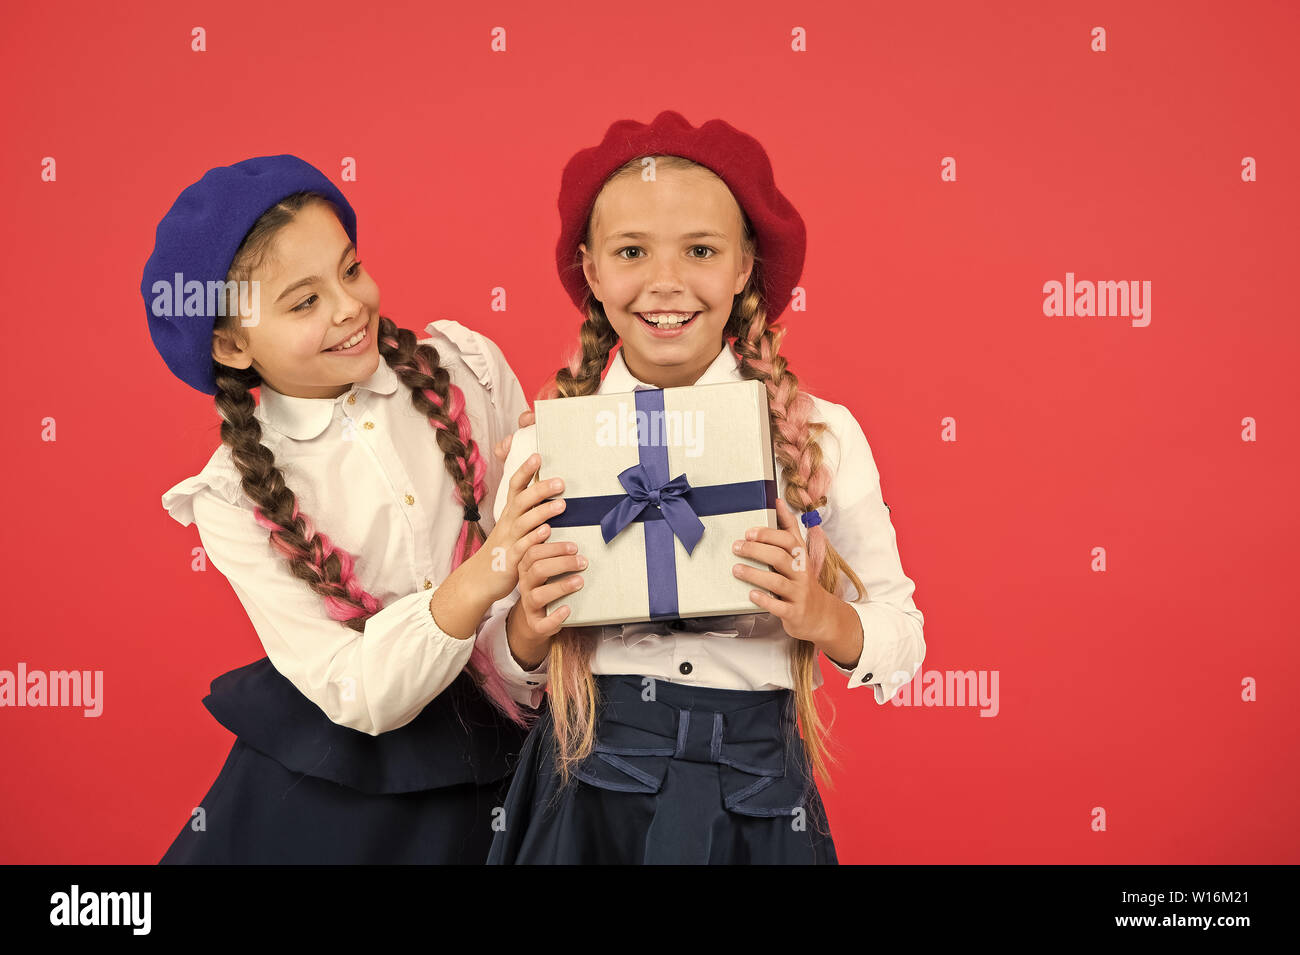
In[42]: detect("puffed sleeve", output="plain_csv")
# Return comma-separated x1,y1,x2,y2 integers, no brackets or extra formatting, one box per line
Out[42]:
818,403,926,704
162,469,478,735
422,320,546,705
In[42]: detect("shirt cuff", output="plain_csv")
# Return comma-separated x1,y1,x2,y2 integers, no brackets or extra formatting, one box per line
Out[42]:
478,589,549,709
825,601,925,705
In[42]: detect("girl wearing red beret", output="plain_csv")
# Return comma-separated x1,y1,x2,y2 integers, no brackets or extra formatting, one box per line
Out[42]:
484,112,927,864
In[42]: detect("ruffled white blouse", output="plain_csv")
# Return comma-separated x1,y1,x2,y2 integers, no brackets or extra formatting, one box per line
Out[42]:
162,320,540,735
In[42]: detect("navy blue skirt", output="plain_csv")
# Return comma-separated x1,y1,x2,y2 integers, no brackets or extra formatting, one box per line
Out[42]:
486,674,838,865
160,657,531,865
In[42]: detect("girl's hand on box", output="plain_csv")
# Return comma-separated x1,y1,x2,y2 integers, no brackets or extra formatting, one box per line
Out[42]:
732,498,839,645
478,452,568,603
510,526,586,643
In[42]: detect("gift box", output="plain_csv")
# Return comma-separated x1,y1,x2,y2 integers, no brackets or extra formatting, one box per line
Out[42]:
534,379,779,627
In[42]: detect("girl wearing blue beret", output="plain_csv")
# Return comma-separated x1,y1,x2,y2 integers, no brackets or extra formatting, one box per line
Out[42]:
143,155,554,863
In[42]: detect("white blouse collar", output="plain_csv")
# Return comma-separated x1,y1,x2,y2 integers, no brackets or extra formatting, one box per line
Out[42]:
258,356,399,440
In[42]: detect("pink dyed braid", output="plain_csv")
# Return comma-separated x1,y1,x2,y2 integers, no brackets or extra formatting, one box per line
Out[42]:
251,498,381,623
387,344,489,568
737,317,833,581
378,328,522,725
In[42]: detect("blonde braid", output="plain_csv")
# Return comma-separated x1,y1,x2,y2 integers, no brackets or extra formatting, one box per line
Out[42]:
729,291,869,789
537,298,619,782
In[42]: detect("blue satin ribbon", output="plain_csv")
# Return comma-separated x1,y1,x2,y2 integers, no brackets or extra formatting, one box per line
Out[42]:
547,389,776,619
599,465,705,552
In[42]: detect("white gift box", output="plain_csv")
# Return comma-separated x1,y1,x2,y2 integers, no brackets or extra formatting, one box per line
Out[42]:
534,379,779,627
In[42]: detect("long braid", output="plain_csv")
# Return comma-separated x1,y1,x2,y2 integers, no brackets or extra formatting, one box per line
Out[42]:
377,319,489,567
214,364,382,629
536,303,618,781
729,291,869,789
375,317,520,719
539,304,620,400
211,193,528,728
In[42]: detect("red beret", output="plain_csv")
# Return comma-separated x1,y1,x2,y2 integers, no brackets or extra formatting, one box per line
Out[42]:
555,110,806,324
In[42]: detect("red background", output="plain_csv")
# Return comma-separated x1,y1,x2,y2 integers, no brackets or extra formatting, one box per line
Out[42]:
2,0,1296,864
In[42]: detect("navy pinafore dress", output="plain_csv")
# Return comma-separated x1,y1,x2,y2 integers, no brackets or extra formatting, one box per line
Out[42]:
160,657,531,864
486,674,838,864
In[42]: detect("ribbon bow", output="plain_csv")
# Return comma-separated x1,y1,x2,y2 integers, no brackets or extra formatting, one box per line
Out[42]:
599,462,706,554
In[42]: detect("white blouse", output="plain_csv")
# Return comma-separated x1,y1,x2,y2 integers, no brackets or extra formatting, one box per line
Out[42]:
482,344,927,704
161,319,542,736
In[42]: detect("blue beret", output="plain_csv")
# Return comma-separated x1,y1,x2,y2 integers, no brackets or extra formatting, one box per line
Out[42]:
141,154,358,395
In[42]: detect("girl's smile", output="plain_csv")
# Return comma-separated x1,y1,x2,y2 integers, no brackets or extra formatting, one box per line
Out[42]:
322,313,375,355
634,309,701,338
